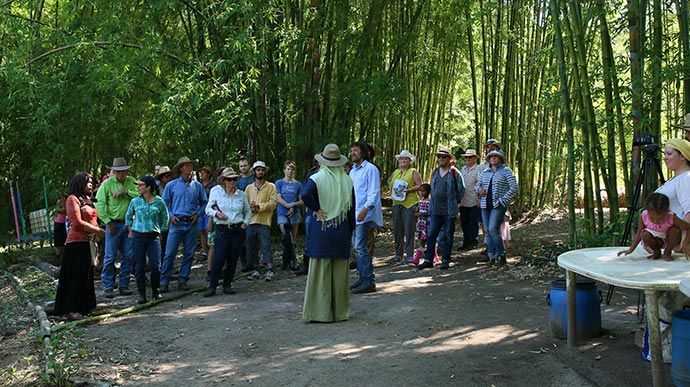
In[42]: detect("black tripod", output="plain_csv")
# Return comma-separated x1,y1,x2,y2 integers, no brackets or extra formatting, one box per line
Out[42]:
606,143,665,313
621,143,666,245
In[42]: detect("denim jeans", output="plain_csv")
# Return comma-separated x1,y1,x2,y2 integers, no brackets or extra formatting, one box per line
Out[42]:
246,224,272,266
482,206,507,260
131,232,161,280
353,221,376,285
101,221,133,291
161,220,199,285
209,225,245,288
459,206,481,246
392,204,416,260
424,214,456,263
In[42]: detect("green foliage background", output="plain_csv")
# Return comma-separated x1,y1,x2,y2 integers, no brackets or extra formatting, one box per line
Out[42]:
1,0,689,243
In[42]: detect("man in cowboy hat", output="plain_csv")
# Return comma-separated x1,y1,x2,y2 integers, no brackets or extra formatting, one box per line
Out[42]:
459,149,481,250
160,156,208,292
245,160,278,281
349,141,383,294
672,113,690,142
418,145,465,270
96,157,138,298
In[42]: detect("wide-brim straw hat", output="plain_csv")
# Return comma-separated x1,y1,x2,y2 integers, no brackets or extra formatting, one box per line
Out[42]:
251,160,268,171
395,150,416,163
219,167,240,181
108,157,132,171
435,145,455,160
461,149,478,157
173,156,199,174
153,166,172,180
672,113,690,131
485,149,506,163
199,166,212,175
314,144,348,167
484,139,502,149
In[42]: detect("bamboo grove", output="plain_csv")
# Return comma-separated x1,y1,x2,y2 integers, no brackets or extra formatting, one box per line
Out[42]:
1,0,689,244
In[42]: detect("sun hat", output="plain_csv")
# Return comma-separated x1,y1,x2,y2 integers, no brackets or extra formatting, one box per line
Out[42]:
395,150,416,163
435,145,455,160
666,138,690,161
172,156,199,175
154,166,172,180
108,157,132,171
484,139,502,149
671,113,690,131
134,175,157,192
461,149,478,157
199,166,212,175
219,167,240,181
314,144,348,167
251,160,268,171
485,149,506,163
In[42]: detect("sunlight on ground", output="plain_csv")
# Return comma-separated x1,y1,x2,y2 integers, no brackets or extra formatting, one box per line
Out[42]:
408,325,541,353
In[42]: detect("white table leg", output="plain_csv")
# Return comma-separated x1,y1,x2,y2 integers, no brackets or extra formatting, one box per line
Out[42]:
644,290,664,387
566,270,577,347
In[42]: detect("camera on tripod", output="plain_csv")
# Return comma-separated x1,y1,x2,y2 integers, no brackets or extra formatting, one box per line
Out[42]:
632,134,660,154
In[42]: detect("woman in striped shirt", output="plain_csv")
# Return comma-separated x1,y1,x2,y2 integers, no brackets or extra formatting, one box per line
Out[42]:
475,150,518,266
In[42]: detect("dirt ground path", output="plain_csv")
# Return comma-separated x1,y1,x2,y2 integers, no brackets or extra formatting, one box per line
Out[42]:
70,214,672,387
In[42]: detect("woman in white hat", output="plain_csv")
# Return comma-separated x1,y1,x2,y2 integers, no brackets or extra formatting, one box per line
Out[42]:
203,167,251,296
387,150,422,264
301,144,355,322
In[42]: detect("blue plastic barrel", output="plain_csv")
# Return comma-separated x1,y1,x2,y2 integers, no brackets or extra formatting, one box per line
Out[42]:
548,278,602,339
672,309,690,387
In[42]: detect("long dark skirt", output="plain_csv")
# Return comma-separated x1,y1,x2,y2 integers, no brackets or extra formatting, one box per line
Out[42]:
54,242,97,315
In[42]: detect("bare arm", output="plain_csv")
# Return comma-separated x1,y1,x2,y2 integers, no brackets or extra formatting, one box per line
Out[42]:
618,215,645,256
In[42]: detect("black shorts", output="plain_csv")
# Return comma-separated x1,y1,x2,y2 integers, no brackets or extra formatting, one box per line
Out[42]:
54,222,67,247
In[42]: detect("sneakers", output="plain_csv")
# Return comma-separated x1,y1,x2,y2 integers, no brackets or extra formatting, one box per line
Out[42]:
417,260,434,270
119,286,133,296
350,278,363,290
264,270,274,282
351,282,376,294
104,289,115,298
388,256,402,265
178,282,190,291
496,255,507,266
439,261,450,270
223,286,236,294
203,287,216,297
248,270,262,281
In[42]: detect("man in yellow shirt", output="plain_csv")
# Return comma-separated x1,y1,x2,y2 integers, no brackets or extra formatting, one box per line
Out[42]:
245,161,277,281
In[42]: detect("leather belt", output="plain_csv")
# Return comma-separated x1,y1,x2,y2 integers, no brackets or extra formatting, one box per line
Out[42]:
177,216,194,222
218,223,243,229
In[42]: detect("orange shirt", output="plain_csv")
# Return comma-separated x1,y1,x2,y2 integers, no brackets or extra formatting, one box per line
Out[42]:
65,195,99,244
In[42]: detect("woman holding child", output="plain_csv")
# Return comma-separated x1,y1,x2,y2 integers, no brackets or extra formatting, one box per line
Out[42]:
655,138,690,248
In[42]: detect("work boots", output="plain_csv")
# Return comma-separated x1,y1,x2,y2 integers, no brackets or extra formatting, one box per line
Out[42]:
151,272,163,300
136,278,147,304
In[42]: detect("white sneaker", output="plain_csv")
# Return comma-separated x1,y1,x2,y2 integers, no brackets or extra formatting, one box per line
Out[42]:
248,270,261,281
264,270,274,282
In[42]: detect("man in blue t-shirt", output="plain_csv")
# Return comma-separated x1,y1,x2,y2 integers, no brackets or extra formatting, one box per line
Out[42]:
275,160,304,271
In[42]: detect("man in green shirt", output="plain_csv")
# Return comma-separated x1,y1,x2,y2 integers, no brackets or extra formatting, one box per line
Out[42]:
95,157,138,298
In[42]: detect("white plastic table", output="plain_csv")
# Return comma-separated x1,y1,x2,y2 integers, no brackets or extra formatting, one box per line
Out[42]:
558,247,690,387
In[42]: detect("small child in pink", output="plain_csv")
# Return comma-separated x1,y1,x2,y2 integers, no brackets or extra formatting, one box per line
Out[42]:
618,193,690,261
411,184,437,264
